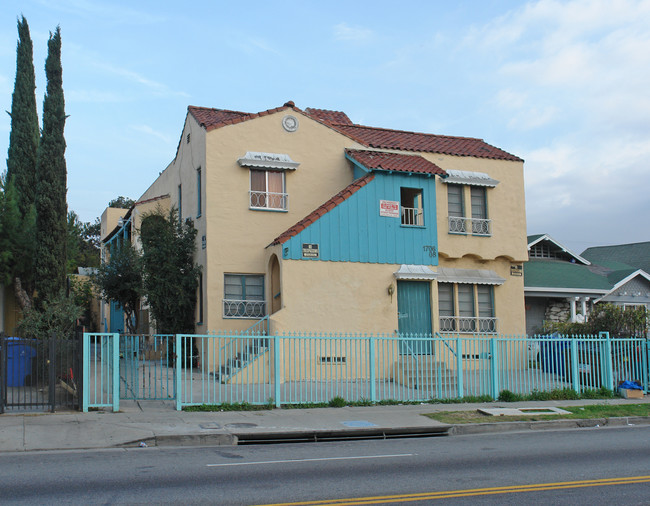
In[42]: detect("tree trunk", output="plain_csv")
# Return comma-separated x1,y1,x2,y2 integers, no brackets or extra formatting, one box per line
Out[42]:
13,276,32,312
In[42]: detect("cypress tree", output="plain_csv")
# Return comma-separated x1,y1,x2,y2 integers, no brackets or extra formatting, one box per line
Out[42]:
34,27,67,306
6,15,39,216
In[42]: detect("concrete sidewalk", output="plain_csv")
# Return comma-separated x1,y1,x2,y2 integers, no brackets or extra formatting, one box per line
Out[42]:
0,397,648,452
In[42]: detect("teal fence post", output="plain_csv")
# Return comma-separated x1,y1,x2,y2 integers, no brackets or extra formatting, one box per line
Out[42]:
456,337,463,399
111,333,120,412
274,335,281,408
600,332,614,390
490,338,499,400
369,335,376,402
175,335,182,411
82,332,89,412
570,339,580,393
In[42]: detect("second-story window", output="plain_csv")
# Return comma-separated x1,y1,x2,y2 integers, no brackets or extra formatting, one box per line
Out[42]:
250,169,287,210
470,187,489,235
444,170,497,237
447,184,465,233
400,187,424,226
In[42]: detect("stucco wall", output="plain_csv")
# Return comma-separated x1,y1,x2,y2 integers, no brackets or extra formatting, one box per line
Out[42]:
431,155,527,263
202,110,364,332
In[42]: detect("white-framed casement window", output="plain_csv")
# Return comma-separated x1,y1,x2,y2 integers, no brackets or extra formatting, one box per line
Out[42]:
250,169,288,210
223,274,266,318
438,283,496,333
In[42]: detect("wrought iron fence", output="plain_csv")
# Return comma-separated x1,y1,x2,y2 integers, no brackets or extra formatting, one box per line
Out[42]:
0,333,82,413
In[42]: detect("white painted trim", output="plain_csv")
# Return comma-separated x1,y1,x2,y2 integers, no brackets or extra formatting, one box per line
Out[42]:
527,233,590,265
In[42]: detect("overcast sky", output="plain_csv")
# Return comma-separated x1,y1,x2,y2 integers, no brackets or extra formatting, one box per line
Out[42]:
1,0,649,254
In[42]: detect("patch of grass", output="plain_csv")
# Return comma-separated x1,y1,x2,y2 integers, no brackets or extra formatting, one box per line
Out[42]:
182,387,620,412
183,402,272,412
425,403,650,424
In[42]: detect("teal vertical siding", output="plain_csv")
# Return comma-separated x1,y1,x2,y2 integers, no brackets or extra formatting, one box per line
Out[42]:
282,172,439,265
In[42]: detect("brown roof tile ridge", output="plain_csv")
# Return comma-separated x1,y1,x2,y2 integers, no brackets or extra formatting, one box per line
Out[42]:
337,122,484,142
269,173,375,246
189,102,303,131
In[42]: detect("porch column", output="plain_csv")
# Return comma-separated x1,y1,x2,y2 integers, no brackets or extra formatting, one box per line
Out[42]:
570,297,578,322
581,297,590,319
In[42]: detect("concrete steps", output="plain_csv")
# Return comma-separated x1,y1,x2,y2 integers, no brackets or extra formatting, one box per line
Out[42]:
393,356,458,392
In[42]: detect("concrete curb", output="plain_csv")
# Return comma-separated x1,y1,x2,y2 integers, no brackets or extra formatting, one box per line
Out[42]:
448,416,650,436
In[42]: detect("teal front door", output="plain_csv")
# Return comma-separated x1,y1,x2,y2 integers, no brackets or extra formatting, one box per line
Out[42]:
397,280,432,354
110,301,124,333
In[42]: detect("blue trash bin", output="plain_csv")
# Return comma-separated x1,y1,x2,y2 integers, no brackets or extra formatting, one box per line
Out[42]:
6,338,37,387
539,333,569,375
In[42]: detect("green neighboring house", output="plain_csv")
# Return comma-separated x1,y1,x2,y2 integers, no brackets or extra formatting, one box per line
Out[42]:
524,235,650,335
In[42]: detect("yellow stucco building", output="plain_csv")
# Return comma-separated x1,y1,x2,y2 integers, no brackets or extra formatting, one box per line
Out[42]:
100,101,527,340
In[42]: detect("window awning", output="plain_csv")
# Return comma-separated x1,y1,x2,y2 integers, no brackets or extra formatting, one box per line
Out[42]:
437,267,505,285
237,151,300,170
442,169,499,187
394,265,437,280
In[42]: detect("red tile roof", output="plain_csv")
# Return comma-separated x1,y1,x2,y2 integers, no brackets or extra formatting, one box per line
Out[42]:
304,108,353,125
269,174,375,246
188,101,300,132
331,124,522,161
345,149,447,177
187,103,522,162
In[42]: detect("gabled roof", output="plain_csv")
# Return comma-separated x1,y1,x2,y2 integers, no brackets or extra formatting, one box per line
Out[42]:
188,101,299,132
269,174,375,246
187,102,522,161
345,149,447,177
527,233,590,265
582,241,650,274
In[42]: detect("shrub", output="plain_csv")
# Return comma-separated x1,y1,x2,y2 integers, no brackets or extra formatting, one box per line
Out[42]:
328,396,347,407
498,390,524,402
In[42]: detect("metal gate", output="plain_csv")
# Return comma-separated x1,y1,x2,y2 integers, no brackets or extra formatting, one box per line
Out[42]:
0,333,82,413
119,335,175,400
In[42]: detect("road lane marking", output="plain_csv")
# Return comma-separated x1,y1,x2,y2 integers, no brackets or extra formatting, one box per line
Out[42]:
255,475,650,505
206,454,415,467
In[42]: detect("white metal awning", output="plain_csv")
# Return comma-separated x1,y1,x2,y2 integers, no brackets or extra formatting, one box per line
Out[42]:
437,267,505,285
393,265,437,280
237,151,300,170
442,169,499,187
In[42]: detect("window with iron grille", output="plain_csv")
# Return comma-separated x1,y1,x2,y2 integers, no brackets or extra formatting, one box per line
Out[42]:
223,274,266,318
250,169,287,210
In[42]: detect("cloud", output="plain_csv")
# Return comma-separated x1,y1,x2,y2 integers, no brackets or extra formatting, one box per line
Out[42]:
333,22,373,42
92,62,189,98
129,124,173,144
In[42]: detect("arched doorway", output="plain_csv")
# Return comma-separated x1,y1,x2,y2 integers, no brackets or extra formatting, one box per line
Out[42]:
269,254,281,314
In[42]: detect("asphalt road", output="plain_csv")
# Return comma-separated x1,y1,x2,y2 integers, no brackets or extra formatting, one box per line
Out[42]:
1,426,649,505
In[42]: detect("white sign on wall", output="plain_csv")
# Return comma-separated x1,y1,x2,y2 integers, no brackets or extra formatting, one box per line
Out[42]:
379,200,400,218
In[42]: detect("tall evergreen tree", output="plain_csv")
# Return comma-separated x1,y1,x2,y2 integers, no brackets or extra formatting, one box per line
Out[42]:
6,15,39,216
34,26,67,307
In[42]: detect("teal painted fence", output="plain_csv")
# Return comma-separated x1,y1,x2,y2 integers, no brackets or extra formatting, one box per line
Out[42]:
83,332,649,412
173,332,649,411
